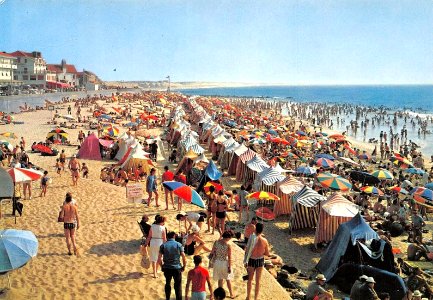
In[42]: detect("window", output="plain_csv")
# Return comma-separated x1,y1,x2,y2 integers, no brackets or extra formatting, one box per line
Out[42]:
24,59,27,63
37,75,44,80
14,75,18,80
17,57,20,63
23,75,29,80
30,75,36,80
24,68,28,73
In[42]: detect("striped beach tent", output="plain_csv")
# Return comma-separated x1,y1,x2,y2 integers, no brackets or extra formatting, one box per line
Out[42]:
236,148,257,182
274,176,304,216
245,156,269,184
185,143,205,155
288,186,326,233
219,141,239,170
314,192,359,246
228,144,248,175
217,138,237,167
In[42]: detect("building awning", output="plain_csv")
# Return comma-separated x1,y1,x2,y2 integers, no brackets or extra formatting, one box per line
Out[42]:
46,81,71,88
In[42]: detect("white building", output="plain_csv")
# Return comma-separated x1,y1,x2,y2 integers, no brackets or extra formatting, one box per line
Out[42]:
10,51,47,88
0,52,18,87
47,59,79,88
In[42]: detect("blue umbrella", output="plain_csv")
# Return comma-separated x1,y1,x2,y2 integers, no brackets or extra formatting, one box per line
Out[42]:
124,122,138,128
268,129,278,136
295,166,317,175
425,182,433,190
404,168,425,175
99,114,112,120
315,153,335,161
0,229,38,273
162,181,186,191
296,130,307,136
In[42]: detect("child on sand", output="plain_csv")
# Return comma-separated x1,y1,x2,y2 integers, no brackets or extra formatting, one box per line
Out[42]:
40,171,49,197
55,158,61,176
82,163,89,178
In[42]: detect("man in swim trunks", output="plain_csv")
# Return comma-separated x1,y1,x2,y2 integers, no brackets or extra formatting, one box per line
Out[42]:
68,155,81,186
243,223,270,300
59,150,66,171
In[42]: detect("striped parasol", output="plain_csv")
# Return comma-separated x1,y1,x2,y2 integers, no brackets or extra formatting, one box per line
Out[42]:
317,172,352,192
246,191,280,201
411,187,433,207
388,186,409,195
316,158,335,169
360,186,384,196
7,168,43,183
370,169,394,180
203,181,224,195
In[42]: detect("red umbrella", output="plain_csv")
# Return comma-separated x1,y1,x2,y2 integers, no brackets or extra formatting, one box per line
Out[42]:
33,144,53,155
7,168,43,183
203,181,223,195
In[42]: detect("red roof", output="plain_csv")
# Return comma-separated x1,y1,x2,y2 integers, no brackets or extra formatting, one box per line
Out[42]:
47,63,78,74
0,52,15,58
9,51,33,57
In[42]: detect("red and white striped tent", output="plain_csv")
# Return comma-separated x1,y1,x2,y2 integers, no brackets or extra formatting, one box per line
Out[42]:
314,192,359,246
235,148,256,182
274,176,304,216
228,144,248,175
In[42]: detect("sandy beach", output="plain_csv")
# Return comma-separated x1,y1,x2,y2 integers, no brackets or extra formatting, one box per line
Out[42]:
0,100,290,300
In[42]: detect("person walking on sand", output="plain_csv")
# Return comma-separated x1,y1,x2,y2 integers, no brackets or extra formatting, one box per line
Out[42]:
243,223,270,300
40,171,49,197
55,158,62,176
147,215,167,278
157,231,186,300
59,150,66,171
210,231,235,299
162,166,175,210
68,155,81,186
185,255,213,300
59,192,80,255
146,168,159,207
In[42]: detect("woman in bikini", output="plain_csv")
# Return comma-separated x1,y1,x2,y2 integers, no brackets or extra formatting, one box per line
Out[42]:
60,192,80,255
206,186,217,234
215,190,228,235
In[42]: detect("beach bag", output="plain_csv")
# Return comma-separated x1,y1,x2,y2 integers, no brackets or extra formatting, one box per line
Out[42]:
140,254,150,269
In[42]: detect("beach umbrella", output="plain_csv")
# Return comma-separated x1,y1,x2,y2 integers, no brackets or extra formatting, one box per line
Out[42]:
404,168,425,175
246,191,280,201
391,157,413,169
296,130,307,136
329,134,345,139
103,125,119,137
7,167,43,183
315,153,335,161
33,144,53,155
349,171,380,185
370,169,394,180
411,187,433,207
360,186,384,196
203,181,224,195
425,182,433,190
124,122,138,128
316,158,335,169
295,166,316,176
99,114,112,120
388,186,409,195
0,132,17,139
0,140,13,151
47,129,68,142
317,172,352,192
0,229,38,280
162,181,205,208
337,157,360,167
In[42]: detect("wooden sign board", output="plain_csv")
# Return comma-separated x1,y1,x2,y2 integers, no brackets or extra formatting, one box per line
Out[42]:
126,183,143,203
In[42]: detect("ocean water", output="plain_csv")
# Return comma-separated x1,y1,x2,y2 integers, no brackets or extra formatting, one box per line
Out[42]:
180,85,433,156
180,85,433,113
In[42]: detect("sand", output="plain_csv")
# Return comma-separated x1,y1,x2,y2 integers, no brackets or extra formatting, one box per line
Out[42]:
0,103,289,299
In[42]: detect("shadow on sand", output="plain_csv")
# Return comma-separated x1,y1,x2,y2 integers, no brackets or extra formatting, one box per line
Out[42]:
87,239,140,256
85,272,144,285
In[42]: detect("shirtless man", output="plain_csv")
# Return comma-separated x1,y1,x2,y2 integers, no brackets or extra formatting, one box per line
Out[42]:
68,155,81,186
59,150,66,171
243,223,270,300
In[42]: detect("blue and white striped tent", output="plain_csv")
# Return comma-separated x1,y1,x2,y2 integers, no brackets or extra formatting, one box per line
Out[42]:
257,167,286,186
245,155,269,185
185,143,205,155
289,186,327,233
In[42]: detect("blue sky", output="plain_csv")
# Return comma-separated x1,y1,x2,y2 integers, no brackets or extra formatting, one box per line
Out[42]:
1,0,433,84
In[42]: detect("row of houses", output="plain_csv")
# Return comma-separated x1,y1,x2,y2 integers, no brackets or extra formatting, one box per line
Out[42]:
0,50,102,90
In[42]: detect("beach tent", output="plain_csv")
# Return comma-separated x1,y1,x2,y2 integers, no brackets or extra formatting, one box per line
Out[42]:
115,134,137,160
245,156,269,185
253,166,285,196
0,167,13,198
120,143,153,173
77,134,102,160
314,192,359,246
194,153,209,164
217,137,236,167
205,160,222,181
274,176,304,216
288,186,326,233
227,144,248,175
316,213,396,281
235,148,256,182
